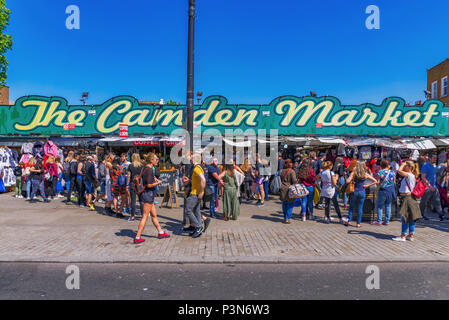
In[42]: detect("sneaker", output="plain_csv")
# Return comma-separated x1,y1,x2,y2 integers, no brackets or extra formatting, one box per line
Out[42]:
325,218,330,224
18,195,23,199
257,202,265,207
190,227,203,238
183,226,196,233
406,235,415,242
127,217,135,222
371,221,381,225
154,200,159,205
89,204,95,211
44,199,51,203
158,232,170,239
302,215,306,222
392,236,406,242
203,218,211,232
382,221,390,226
133,238,145,244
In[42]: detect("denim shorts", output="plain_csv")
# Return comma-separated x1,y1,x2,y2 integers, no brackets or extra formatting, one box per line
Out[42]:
84,180,94,194
141,189,155,204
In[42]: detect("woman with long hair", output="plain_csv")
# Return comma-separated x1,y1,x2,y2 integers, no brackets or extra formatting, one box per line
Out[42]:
29,158,49,203
45,155,59,200
297,159,316,221
393,161,422,242
218,164,240,221
280,159,297,224
318,161,343,224
345,161,377,227
127,153,144,222
63,151,74,196
373,160,396,226
76,154,87,207
110,159,126,218
104,153,115,215
55,156,64,198
134,153,170,243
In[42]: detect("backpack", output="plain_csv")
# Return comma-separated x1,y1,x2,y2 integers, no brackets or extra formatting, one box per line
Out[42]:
63,162,71,177
133,167,150,195
70,161,78,176
117,168,127,187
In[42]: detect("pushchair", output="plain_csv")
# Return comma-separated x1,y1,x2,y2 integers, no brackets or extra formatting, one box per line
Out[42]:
437,183,449,215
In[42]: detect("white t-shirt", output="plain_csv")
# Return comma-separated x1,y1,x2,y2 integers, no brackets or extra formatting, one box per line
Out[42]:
319,169,335,198
399,173,416,194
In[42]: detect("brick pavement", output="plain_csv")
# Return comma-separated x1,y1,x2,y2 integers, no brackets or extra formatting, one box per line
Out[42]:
0,193,449,263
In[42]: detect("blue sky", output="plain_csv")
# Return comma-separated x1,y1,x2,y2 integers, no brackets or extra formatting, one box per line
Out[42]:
5,0,449,105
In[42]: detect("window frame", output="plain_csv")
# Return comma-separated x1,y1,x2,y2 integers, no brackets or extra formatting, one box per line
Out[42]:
442,76,448,97
431,81,438,99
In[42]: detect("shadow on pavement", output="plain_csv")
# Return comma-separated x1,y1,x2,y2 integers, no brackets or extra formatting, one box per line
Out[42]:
347,230,394,240
115,229,157,239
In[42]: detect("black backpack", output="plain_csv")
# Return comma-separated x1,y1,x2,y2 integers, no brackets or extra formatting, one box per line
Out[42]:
70,161,78,176
63,162,71,177
13,166,22,177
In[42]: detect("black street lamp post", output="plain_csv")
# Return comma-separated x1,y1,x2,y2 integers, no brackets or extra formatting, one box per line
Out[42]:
186,0,196,155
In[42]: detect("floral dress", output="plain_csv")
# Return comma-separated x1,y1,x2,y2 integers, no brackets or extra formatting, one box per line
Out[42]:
110,167,126,197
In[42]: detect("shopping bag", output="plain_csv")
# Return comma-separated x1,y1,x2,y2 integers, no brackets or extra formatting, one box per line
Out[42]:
313,186,320,205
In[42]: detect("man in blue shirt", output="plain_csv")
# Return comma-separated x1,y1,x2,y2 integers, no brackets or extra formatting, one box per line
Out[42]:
420,155,446,221
206,158,222,218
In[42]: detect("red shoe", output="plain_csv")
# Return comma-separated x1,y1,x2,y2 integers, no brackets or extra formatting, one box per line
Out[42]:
134,238,145,244
158,232,170,239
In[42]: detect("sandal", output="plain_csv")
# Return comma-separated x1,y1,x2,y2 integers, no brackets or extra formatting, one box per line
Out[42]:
224,216,228,221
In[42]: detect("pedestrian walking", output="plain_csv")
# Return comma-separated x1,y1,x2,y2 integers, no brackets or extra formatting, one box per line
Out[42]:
345,161,377,227
372,160,396,226
76,154,87,207
240,157,254,201
393,161,422,242
66,153,80,205
206,157,221,218
45,155,58,200
134,152,170,243
279,159,297,224
84,156,97,211
219,164,240,221
104,153,115,215
110,159,127,218
55,156,64,198
127,153,144,222
420,154,446,221
252,154,265,206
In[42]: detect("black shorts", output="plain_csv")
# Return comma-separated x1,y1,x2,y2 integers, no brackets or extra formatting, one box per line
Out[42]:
141,189,155,204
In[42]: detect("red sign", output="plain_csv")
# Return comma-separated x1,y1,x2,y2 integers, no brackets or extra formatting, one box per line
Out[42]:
119,124,128,137
315,123,323,129
133,141,160,147
63,123,76,130
165,140,185,147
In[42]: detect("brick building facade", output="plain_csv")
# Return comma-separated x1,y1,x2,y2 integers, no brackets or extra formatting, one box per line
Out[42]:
427,59,449,105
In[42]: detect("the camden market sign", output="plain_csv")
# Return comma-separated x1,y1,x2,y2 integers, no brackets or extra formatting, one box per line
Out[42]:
0,95,448,136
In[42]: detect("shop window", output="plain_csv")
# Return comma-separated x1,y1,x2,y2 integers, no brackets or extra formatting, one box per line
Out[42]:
431,81,438,99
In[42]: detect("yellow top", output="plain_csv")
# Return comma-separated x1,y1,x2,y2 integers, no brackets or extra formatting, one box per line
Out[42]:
190,165,205,196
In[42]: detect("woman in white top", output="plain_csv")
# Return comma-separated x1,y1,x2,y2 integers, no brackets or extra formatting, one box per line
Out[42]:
318,161,343,224
393,161,422,242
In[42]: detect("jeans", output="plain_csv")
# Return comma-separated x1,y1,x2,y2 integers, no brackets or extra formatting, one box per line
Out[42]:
282,201,295,220
264,180,269,200
209,185,218,216
31,179,46,200
377,189,392,223
337,177,347,205
324,194,342,219
348,190,366,224
129,186,143,218
300,186,315,217
419,188,444,218
26,178,31,199
401,216,415,235
15,177,22,196
185,195,202,228
63,175,71,193
76,176,86,206
67,175,77,202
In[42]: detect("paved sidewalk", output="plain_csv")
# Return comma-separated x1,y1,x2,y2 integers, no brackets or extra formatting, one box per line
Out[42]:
1,193,449,263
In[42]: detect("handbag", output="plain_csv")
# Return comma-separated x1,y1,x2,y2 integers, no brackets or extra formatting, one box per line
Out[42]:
44,172,52,181
345,181,355,194
405,176,428,199
204,185,214,202
288,183,309,198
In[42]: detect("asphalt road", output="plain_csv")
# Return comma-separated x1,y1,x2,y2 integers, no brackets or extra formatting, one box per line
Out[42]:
1,262,449,300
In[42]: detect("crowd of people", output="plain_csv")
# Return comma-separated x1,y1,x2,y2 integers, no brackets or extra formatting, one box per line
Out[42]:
6,145,449,243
